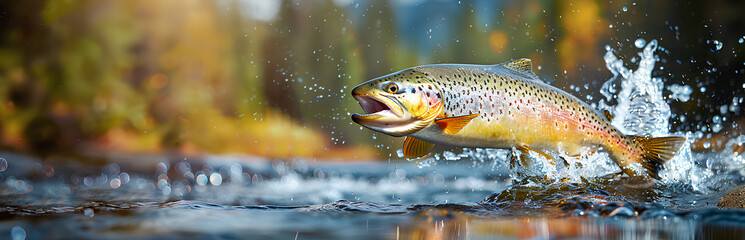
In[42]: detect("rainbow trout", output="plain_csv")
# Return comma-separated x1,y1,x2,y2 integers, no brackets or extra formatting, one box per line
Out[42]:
350,59,685,180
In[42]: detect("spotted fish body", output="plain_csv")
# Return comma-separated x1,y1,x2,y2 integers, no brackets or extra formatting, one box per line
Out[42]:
351,59,685,179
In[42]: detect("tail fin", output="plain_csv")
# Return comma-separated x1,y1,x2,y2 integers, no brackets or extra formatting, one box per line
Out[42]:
633,136,687,179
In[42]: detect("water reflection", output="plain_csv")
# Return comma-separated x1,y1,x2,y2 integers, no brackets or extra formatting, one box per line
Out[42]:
399,213,711,239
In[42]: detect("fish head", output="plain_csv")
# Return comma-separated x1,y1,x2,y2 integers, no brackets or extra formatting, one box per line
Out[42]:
351,69,443,137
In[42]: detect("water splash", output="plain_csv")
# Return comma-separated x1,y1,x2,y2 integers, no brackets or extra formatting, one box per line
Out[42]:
597,39,745,192
601,39,671,137
599,39,710,189
666,84,693,102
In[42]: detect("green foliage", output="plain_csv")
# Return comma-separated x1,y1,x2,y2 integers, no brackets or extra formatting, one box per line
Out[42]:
3,0,726,160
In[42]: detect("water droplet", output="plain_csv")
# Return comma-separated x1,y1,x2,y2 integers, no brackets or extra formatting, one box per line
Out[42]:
0,158,7,172
230,163,243,176
443,151,460,161
83,177,93,186
634,38,646,48
210,173,223,186
83,208,94,217
712,124,723,133
622,6,628,12
110,178,121,189
667,84,693,102
157,179,169,189
44,165,54,177
156,162,168,174
10,226,25,240
119,172,130,184
196,173,208,185
710,40,723,51
162,186,171,195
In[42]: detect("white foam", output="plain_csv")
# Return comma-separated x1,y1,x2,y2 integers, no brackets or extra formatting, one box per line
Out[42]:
601,39,671,137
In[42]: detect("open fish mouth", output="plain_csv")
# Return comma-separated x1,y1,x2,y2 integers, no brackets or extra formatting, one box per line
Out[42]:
354,95,393,116
351,94,404,122
351,93,418,137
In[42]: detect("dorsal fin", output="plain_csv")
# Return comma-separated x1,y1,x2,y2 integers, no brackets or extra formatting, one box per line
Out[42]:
499,58,542,79
500,58,536,76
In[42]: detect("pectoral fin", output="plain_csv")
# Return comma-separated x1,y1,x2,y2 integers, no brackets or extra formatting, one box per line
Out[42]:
403,136,434,159
435,114,479,134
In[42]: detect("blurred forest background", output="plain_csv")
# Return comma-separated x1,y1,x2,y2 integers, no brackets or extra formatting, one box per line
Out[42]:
0,0,743,161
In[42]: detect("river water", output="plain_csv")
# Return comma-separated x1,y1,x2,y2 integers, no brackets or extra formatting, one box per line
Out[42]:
1,41,745,239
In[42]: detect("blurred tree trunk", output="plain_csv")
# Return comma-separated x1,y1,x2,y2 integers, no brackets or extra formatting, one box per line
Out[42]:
262,0,301,119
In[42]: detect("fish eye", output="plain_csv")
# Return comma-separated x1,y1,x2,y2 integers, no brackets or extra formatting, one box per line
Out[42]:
386,83,399,94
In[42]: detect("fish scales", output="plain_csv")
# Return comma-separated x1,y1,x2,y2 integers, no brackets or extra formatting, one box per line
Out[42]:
351,59,686,181
420,66,613,152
